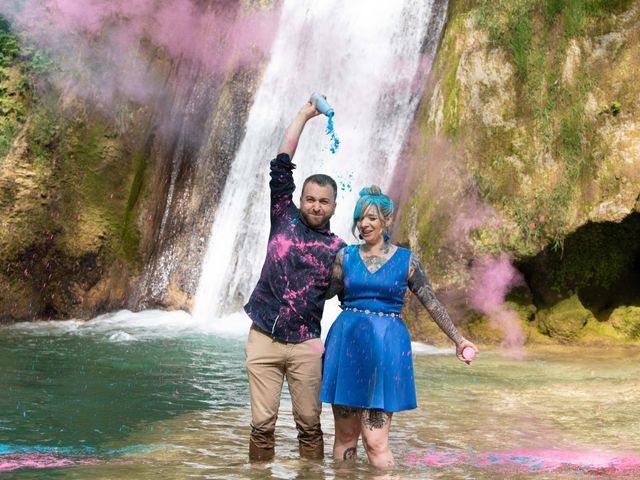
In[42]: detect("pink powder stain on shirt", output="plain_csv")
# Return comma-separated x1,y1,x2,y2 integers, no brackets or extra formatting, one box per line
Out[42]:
298,324,309,338
271,236,337,266
282,284,312,302
270,234,295,259
299,252,329,275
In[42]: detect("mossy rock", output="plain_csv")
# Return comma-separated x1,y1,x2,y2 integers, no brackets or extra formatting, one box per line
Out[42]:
536,294,595,342
505,299,536,322
609,306,640,340
464,305,555,345
578,317,626,345
463,314,504,344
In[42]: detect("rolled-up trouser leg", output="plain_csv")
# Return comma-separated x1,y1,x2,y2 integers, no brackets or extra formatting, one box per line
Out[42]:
286,337,325,459
245,326,286,460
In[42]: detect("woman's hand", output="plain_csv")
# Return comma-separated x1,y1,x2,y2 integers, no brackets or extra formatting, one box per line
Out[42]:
456,339,478,365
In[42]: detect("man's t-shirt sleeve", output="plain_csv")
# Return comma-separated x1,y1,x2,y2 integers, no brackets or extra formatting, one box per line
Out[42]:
270,153,296,218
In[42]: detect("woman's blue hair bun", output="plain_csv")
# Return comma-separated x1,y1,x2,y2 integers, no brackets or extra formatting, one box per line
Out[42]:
359,185,383,197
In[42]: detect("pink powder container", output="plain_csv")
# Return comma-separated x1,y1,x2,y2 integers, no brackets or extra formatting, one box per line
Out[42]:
462,346,477,361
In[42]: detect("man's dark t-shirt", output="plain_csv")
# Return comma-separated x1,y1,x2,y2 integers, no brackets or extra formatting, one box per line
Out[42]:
244,153,344,343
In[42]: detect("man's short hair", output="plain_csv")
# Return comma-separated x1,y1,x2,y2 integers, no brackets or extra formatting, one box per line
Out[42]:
301,174,338,201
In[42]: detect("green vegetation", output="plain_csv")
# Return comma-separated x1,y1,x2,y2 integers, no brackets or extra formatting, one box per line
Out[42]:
399,0,639,348
1,15,145,267
1,16,59,161
0,18,20,66
122,151,147,262
467,0,635,251
0,18,27,160
523,214,640,298
54,117,146,265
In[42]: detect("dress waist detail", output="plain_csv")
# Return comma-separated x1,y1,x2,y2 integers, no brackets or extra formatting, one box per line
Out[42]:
340,305,401,318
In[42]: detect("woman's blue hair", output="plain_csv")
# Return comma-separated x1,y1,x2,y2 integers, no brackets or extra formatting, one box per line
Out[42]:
352,185,394,237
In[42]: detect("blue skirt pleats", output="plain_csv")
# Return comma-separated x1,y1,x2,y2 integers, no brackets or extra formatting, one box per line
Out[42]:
320,310,417,412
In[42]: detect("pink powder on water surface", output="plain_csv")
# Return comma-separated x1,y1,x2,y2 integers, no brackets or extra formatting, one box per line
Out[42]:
405,448,640,474
0,453,104,471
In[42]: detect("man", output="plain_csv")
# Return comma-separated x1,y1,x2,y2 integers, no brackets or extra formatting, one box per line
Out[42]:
244,98,344,461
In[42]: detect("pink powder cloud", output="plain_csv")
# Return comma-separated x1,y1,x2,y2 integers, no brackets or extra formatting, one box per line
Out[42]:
390,132,529,357
469,254,526,357
0,1,280,108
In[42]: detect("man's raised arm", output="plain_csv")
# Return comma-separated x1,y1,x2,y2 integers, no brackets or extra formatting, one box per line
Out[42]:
270,99,323,213
277,98,322,159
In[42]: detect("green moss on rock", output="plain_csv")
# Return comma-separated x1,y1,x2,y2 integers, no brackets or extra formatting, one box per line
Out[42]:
536,294,595,341
609,306,640,340
578,317,627,345
463,314,504,344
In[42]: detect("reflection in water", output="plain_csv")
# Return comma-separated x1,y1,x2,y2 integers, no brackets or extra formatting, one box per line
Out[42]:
1,312,639,478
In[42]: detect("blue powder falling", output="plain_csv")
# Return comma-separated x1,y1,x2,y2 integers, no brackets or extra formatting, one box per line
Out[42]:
325,113,340,154
337,172,353,193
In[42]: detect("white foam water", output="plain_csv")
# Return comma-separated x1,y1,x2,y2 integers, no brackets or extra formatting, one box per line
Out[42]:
192,0,446,324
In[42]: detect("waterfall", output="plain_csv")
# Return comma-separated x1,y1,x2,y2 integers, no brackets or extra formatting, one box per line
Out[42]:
193,0,448,322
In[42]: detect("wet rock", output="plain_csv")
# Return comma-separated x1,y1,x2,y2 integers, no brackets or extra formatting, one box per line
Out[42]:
579,317,626,345
609,306,640,340
166,282,194,311
536,294,595,342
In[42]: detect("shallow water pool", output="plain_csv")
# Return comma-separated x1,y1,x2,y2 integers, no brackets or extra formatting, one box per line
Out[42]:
1,310,639,479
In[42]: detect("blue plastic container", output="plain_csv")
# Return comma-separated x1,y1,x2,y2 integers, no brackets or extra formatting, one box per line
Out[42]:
310,93,334,117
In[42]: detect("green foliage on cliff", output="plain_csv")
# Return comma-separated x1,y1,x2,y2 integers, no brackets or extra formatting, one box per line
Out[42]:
0,17,156,318
520,213,640,311
397,0,640,346
0,18,27,160
122,151,148,261
0,18,20,65
403,0,639,266
472,0,626,249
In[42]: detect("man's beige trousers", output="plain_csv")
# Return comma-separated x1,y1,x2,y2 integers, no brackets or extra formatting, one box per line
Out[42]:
245,325,324,459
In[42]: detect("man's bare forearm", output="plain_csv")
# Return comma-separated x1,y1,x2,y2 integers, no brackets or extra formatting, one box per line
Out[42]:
278,113,309,159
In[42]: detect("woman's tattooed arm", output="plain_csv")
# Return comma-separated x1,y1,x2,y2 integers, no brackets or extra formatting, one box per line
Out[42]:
407,253,465,345
325,248,345,299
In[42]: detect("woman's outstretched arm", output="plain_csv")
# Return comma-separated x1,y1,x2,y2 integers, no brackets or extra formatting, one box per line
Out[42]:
325,248,345,300
407,253,477,361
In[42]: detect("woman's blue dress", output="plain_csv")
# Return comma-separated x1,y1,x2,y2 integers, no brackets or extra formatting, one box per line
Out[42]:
320,244,417,412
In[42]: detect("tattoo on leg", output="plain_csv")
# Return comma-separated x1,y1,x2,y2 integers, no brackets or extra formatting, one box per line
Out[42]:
343,447,357,460
334,405,359,419
362,409,388,430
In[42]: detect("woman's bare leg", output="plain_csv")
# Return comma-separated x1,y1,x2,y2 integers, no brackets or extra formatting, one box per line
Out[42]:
331,405,361,460
359,409,394,468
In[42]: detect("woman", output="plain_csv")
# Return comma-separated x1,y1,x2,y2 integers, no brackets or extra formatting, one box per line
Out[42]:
320,186,477,469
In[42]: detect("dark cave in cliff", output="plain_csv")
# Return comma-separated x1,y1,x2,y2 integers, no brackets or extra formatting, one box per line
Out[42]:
517,212,640,318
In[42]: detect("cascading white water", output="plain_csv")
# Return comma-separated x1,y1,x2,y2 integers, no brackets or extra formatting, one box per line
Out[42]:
193,0,447,323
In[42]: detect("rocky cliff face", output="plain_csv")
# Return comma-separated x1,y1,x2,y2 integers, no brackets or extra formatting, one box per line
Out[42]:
397,0,640,344
0,4,272,321
2,1,639,345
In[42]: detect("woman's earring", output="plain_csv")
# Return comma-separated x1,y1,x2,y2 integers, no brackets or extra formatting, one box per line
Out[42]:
359,233,363,240
383,231,390,242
